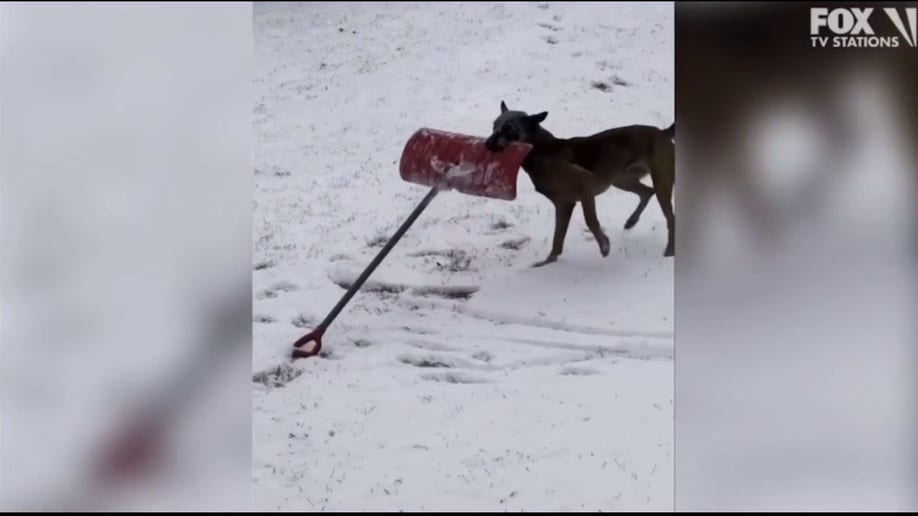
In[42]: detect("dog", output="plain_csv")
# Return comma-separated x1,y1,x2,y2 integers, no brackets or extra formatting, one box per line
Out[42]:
485,101,675,266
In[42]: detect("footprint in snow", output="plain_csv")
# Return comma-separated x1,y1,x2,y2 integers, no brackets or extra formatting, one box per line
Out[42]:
366,234,389,248
420,371,492,384
489,219,514,232
410,285,478,300
399,354,455,369
400,353,482,370
591,80,613,93
255,280,299,300
471,350,493,363
406,248,473,273
499,237,530,251
591,76,631,93
254,259,276,271
560,366,602,376
253,363,302,388
596,59,620,72
404,340,462,353
291,313,317,328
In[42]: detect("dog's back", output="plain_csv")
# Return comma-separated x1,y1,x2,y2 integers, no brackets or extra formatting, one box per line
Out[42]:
559,124,673,174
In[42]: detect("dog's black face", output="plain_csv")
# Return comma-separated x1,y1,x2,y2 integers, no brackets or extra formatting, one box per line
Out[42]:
485,101,548,152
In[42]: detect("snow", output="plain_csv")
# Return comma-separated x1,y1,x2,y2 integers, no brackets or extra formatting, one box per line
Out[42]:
253,1,673,511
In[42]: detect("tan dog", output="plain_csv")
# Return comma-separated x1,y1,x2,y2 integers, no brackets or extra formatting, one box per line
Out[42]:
486,102,675,266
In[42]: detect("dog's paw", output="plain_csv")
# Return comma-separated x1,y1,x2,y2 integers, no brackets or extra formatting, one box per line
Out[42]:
624,214,640,230
532,255,558,268
598,235,611,257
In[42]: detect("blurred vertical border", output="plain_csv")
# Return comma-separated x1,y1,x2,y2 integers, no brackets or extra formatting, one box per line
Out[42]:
1,2,253,510
676,1,917,511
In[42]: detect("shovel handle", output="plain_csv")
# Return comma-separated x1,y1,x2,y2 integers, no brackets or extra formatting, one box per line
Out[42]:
291,187,440,360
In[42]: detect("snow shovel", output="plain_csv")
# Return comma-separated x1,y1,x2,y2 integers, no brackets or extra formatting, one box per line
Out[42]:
291,128,532,359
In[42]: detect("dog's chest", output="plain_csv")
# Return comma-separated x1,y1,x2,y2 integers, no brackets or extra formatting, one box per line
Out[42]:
522,161,566,199
521,160,546,189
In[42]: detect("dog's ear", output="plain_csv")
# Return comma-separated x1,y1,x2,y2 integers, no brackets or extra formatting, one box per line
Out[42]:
529,111,548,124
500,100,508,113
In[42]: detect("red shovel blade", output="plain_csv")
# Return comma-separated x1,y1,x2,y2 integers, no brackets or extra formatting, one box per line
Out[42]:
399,128,532,201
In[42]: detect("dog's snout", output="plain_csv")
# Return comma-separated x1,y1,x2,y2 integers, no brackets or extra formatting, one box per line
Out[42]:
485,134,505,152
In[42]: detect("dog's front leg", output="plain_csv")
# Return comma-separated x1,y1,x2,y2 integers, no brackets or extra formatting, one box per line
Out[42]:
551,161,611,259
532,201,575,267
580,193,610,257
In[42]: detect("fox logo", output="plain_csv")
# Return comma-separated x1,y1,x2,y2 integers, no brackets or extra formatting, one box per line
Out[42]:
883,7,917,47
811,7,917,48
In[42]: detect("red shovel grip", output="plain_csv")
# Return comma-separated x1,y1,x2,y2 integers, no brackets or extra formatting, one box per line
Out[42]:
291,327,324,359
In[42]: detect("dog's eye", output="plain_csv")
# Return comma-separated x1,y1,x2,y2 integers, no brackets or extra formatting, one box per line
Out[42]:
502,126,518,139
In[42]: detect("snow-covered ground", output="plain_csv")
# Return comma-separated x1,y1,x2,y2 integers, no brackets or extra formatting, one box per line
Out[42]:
253,2,673,511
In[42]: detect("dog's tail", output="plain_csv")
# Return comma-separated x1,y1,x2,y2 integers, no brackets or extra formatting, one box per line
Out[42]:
663,122,675,140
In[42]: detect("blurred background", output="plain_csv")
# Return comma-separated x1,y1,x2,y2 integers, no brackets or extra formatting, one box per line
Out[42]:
1,3,253,510
676,1,917,511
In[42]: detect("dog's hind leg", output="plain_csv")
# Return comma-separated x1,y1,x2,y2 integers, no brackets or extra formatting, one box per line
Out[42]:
613,174,655,230
580,193,611,258
533,201,575,267
655,180,674,257
650,140,675,257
